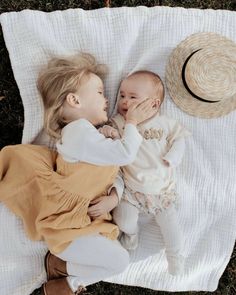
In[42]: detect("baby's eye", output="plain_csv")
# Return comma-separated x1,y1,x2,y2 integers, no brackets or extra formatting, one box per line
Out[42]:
98,91,103,94
131,96,137,99
120,95,125,98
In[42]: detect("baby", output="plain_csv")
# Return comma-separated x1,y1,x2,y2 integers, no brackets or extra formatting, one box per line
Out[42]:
99,70,190,275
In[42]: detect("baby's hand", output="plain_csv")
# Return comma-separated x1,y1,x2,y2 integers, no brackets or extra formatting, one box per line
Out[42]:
98,125,120,139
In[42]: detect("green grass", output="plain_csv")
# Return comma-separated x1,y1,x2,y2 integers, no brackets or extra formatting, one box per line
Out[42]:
0,1,235,294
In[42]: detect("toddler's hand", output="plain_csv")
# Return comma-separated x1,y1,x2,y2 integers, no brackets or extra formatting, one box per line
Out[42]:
126,98,159,125
98,125,120,139
88,194,118,218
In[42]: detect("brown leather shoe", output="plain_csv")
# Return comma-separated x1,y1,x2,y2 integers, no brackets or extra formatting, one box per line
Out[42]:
44,251,67,280
42,277,86,295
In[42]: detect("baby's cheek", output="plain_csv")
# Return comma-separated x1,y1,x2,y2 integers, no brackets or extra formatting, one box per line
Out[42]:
117,104,124,115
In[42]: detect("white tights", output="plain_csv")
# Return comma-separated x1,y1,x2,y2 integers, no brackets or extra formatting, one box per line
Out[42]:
56,234,129,291
113,200,183,257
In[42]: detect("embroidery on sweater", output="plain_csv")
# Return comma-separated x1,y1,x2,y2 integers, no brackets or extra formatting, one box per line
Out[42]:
141,128,164,140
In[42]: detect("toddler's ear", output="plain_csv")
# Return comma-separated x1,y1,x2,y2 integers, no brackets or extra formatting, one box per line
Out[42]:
155,98,161,108
66,93,81,108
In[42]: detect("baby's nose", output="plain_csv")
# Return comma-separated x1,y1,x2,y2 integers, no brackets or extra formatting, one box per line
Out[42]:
123,98,130,106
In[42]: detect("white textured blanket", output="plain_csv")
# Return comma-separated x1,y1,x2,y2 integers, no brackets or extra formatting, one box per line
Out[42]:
0,6,236,295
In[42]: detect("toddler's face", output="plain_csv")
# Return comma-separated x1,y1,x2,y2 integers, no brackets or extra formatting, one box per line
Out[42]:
117,74,160,118
76,73,108,126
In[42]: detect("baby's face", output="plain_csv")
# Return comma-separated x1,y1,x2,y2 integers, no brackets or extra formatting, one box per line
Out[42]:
117,74,160,118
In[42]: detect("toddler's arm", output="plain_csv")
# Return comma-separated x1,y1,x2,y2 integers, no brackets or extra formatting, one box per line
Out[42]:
88,172,124,218
98,125,120,139
57,98,157,166
87,187,119,218
57,119,142,166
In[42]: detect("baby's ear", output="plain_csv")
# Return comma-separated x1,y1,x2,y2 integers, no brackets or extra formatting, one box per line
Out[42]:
66,93,81,108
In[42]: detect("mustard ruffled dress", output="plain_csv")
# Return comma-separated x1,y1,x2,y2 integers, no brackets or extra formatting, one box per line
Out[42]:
0,144,119,254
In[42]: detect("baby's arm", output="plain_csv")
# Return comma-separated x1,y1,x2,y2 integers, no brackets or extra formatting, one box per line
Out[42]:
162,117,191,167
162,137,185,167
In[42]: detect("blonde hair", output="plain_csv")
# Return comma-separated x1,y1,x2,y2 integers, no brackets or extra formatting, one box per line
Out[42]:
37,53,108,140
129,70,165,104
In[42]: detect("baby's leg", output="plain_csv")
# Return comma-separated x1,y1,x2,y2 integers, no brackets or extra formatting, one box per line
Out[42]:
112,200,139,250
155,205,184,275
57,234,129,291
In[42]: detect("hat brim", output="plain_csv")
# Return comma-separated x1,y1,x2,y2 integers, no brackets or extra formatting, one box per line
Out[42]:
165,32,236,118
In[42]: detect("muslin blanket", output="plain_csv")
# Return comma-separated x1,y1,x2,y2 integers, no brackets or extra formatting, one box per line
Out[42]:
0,6,236,295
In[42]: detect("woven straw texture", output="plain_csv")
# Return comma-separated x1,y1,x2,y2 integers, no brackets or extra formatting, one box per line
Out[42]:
166,32,236,118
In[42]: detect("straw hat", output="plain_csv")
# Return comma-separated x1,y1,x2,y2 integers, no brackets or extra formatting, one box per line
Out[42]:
165,32,236,118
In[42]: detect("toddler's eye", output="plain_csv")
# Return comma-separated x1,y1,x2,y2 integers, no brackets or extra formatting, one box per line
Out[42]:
131,96,137,99
120,95,125,98
98,91,103,94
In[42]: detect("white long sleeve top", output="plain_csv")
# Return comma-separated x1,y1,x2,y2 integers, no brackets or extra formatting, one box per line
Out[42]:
56,119,143,166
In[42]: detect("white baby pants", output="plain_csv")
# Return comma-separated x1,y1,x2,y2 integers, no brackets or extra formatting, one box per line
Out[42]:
113,199,183,255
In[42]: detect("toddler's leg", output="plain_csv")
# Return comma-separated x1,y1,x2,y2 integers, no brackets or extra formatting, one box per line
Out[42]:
112,200,139,250
155,206,184,275
56,234,129,292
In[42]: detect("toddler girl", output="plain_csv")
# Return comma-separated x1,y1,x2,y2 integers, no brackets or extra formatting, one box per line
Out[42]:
0,55,158,294
100,70,190,275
